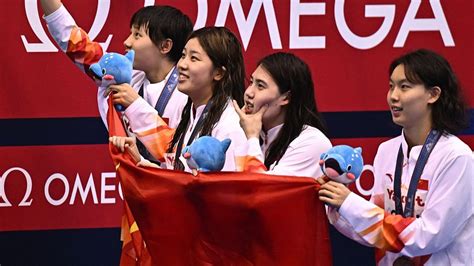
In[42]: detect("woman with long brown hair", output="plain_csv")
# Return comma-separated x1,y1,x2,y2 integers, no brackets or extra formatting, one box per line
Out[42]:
110,27,247,171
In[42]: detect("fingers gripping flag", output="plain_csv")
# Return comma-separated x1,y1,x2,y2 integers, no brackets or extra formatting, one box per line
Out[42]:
107,98,332,265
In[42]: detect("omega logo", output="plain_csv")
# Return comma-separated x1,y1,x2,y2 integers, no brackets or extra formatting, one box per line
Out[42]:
21,0,156,52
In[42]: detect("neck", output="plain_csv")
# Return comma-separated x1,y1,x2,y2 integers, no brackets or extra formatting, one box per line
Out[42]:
403,120,433,149
190,93,212,111
263,110,286,133
145,59,174,84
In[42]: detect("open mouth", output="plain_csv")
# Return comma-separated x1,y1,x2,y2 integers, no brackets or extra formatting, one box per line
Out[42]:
89,70,102,81
324,158,343,175
244,101,254,114
178,73,189,81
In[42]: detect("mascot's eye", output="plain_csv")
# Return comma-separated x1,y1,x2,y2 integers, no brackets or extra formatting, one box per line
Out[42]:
347,165,352,171
102,68,106,75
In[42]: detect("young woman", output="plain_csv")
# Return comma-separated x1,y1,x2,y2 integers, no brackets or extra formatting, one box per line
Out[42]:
318,49,473,265
41,0,193,165
111,27,247,172
233,52,331,178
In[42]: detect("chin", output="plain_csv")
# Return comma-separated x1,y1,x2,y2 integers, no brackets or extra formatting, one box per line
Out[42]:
392,119,405,128
177,85,189,94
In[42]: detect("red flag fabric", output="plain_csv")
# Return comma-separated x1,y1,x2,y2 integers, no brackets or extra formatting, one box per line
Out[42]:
107,98,151,265
108,99,332,265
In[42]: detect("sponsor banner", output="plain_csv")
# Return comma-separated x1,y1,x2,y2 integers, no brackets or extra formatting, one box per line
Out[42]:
0,145,122,231
2,0,473,118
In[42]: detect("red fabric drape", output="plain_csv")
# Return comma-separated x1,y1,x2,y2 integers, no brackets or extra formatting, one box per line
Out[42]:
108,99,332,265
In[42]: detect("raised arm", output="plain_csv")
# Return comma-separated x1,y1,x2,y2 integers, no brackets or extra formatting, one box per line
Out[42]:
41,0,103,71
40,0,62,16
40,0,107,124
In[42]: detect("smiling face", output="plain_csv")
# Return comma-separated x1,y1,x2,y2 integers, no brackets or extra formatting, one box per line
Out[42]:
387,64,439,131
244,65,289,131
177,38,222,106
123,25,161,72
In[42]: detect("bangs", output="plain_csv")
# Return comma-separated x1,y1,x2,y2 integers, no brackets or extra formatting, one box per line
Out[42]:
402,63,424,85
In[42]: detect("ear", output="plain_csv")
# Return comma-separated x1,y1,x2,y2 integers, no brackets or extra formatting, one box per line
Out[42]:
427,86,441,104
213,66,226,82
159,38,173,55
279,91,291,106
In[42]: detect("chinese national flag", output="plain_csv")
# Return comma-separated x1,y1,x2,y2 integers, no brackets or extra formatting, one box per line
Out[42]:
107,99,332,265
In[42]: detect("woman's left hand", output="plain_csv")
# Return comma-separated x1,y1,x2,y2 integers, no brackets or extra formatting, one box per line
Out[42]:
232,100,268,139
109,136,141,163
318,181,351,209
106,83,139,108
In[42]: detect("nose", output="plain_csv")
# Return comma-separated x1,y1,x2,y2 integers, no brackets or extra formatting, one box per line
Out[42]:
123,34,133,50
177,56,187,71
388,86,399,103
244,85,255,99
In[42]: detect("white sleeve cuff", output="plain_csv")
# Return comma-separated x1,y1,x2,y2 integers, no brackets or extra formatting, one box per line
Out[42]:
247,137,262,156
124,97,161,132
123,97,145,116
339,192,366,221
339,192,365,221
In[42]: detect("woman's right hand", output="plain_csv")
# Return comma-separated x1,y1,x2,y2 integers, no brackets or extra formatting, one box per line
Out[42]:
318,181,351,209
109,136,141,163
232,100,268,139
40,0,62,16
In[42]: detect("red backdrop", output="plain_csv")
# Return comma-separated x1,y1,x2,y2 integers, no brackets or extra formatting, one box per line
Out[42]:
1,0,472,233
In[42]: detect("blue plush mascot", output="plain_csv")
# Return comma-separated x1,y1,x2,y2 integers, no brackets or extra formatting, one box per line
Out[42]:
89,50,134,111
319,145,364,184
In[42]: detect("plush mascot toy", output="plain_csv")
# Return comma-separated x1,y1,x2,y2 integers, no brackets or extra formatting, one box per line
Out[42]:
319,145,364,184
89,50,134,111
182,136,231,175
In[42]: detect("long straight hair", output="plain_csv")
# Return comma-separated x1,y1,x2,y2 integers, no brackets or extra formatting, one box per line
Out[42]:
167,27,245,169
259,53,327,168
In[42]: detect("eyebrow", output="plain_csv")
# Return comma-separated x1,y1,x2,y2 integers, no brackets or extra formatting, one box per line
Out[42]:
389,78,409,84
183,48,202,56
251,75,268,87
132,24,148,32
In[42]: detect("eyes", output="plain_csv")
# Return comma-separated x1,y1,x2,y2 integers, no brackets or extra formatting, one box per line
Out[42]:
130,29,143,39
389,82,412,91
248,77,266,90
180,52,200,62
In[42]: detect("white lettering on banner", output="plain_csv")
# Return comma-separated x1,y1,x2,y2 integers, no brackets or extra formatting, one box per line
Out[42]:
0,167,34,207
101,172,117,204
22,0,113,52
335,0,395,50
0,169,123,207
86,0,113,51
215,0,282,50
21,0,58,52
289,0,326,49
194,0,208,30
355,164,374,197
144,0,155,6
22,0,455,52
45,173,70,206
394,0,454,47
69,173,99,205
